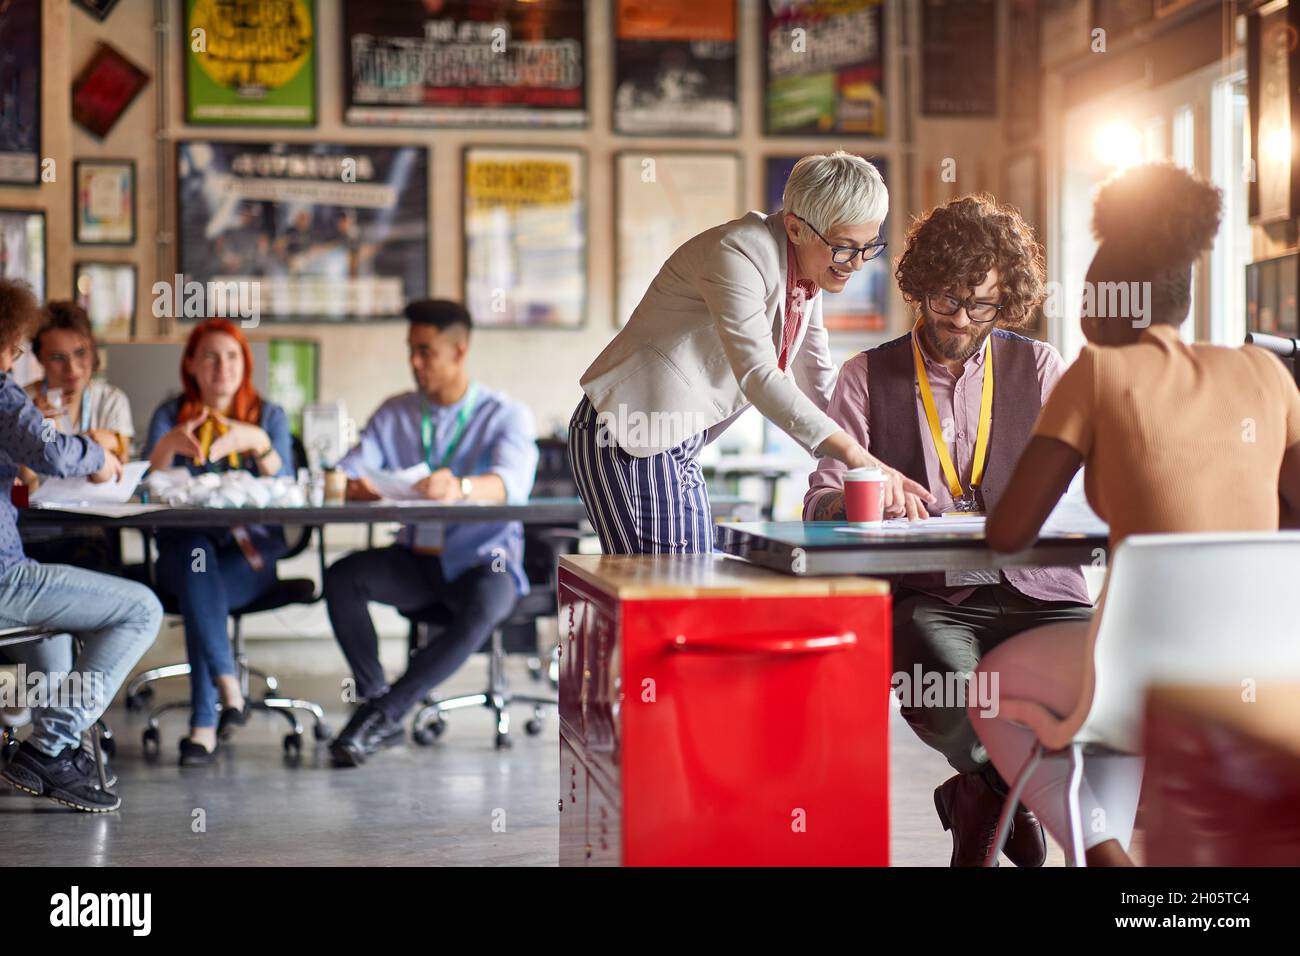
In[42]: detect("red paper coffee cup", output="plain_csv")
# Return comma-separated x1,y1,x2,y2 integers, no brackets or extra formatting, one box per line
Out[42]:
844,467,886,525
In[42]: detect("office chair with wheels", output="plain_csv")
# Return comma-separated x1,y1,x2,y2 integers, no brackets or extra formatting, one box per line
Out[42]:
405,436,580,749
127,436,334,757
985,532,1300,867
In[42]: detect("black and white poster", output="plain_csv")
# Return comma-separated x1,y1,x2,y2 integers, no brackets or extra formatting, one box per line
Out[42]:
176,141,429,322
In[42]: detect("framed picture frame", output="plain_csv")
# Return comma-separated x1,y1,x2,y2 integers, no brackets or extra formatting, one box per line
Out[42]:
71,42,151,139
1247,0,1300,224
615,151,743,328
73,261,138,339
73,0,124,21
1245,252,1299,337
0,209,47,302
175,140,430,324
463,146,587,330
343,0,588,130
765,154,890,333
921,0,997,117
611,0,738,136
74,159,136,246
0,0,41,186
183,0,317,127
763,0,886,137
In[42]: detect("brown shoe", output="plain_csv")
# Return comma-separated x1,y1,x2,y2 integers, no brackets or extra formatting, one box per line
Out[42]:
934,772,1000,866
1004,802,1047,868
933,772,1047,867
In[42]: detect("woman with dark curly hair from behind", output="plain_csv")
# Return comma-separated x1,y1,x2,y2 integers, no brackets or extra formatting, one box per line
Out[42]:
804,193,1093,866
975,163,1300,866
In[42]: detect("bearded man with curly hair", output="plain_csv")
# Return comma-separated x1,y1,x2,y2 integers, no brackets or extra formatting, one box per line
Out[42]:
803,194,1094,867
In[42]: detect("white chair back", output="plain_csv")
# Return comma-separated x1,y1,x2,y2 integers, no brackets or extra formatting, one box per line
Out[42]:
1079,532,1300,752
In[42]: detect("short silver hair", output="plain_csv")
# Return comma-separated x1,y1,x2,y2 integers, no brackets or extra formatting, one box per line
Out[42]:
782,151,888,234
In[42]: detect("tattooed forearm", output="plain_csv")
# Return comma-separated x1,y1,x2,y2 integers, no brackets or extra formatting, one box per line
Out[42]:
812,492,847,521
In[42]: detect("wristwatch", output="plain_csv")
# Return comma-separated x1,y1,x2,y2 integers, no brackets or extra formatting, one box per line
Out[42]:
460,476,473,500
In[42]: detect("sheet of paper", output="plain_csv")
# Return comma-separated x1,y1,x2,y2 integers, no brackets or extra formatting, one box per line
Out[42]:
30,460,150,506
30,502,169,518
361,463,432,502
1042,472,1109,536
834,515,987,536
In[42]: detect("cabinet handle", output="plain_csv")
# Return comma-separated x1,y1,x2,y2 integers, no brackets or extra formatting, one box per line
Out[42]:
671,631,857,655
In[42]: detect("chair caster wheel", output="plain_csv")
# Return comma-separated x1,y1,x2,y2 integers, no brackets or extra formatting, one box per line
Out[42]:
525,719,544,736
313,723,332,742
411,718,445,746
494,732,513,750
283,733,302,757
141,726,160,757
125,687,153,712
98,735,117,758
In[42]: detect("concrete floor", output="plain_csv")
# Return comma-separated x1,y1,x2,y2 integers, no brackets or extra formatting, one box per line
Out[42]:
1,535,1139,866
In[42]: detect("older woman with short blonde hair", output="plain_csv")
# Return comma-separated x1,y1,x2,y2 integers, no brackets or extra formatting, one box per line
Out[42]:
570,150,931,554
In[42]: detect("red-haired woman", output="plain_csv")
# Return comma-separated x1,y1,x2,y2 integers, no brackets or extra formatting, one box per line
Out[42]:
143,319,293,765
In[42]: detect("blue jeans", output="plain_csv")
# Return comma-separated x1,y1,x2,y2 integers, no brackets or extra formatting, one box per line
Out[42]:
155,530,281,729
0,561,162,754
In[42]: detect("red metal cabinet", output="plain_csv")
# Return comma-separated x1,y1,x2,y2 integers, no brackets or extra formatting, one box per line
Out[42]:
558,554,892,867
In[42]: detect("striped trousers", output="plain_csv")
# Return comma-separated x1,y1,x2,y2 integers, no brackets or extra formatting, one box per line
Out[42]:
567,396,713,555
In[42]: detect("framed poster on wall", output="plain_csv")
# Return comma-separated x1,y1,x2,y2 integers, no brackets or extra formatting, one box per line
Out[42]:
1248,0,1300,224
615,152,742,328
1246,252,1300,337
74,261,137,338
74,159,136,245
0,0,41,185
183,0,317,126
765,155,889,333
921,0,997,117
612,0,738,136
764,0,885,137
343,0,587,129
71,42,151,139
0,209,46,301
463,146,586,329
176,141,429,322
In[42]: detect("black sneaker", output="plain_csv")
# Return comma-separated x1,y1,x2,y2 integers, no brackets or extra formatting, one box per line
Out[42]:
329,702,405,768
74,742,117,790
0,741,121,812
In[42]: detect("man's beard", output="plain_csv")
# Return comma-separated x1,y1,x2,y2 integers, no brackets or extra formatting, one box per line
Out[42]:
921,315,995,363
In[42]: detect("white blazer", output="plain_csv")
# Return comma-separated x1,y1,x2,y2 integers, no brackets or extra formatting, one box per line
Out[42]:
580,208,841,458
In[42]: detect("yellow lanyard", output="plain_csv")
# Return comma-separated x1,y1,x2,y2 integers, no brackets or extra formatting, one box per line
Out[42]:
911,327,994,507
197,411,241,469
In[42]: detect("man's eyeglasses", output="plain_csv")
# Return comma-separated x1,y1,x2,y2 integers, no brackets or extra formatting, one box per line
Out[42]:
926,293,1004,324
794,214,887,265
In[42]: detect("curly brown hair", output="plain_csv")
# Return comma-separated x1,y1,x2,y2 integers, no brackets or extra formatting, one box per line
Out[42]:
894,194,1045,327
0,278,42,356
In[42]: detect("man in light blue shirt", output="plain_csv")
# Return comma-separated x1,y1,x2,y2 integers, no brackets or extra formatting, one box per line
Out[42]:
326,299,538,767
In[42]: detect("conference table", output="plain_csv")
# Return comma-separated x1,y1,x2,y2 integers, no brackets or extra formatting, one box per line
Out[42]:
19,495,759,580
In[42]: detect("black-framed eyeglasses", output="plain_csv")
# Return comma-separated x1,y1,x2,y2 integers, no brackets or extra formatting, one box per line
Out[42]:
926,293,1004,324
794,214,887,265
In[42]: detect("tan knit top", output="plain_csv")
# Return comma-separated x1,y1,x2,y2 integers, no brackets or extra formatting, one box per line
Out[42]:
1033,325,1300,550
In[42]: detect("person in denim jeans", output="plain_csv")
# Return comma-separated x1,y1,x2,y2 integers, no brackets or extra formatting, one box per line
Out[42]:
143,319,293,766
0,278,162,812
